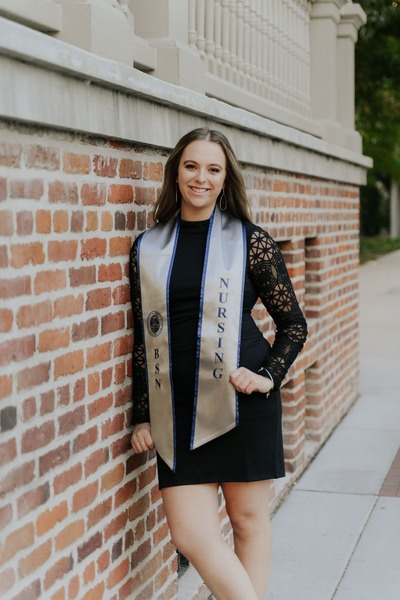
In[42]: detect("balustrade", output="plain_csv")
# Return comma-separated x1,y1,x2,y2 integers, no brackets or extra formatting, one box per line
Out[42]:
188,0,313,118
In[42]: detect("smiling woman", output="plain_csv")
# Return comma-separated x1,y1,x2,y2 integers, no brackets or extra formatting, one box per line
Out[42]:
177,139,226,221
129,127,308,599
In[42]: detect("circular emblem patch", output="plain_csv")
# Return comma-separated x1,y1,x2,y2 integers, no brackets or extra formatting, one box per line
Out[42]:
147,311,163,337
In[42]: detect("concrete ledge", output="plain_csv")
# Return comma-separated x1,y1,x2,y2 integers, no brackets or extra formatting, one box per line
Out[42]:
0,17,372,184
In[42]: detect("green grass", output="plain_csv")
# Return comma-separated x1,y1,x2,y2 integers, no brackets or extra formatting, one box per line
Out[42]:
360,237,400,265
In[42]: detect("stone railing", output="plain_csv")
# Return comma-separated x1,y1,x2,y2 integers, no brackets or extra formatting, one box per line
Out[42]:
0,0,367,150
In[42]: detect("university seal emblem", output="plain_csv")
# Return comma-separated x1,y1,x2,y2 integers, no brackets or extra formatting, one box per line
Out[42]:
147,311,163,337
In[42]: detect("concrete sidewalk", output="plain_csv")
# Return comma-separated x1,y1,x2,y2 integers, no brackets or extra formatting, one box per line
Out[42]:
268,250,400,600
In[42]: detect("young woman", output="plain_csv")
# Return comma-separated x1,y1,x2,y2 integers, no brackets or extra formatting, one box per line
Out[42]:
130,128,307,599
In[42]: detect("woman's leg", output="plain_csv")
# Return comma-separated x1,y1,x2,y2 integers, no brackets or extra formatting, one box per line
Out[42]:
221,480,273,599
161,483,259,600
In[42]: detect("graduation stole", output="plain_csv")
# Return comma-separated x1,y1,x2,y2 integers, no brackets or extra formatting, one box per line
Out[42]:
137,207,246,470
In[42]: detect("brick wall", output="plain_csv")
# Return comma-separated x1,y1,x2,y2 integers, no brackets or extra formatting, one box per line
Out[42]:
0,123,360,599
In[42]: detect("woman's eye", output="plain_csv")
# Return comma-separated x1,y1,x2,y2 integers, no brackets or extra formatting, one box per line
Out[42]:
185,164,196,170
210,168,220,174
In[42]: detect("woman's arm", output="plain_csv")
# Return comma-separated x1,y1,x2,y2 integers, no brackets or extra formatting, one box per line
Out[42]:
248,227,308,390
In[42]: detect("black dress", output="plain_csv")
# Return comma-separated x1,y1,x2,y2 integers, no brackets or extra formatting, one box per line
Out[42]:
130,219,307,489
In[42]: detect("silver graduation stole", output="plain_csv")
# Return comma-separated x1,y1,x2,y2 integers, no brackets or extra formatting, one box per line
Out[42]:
137,207,246,470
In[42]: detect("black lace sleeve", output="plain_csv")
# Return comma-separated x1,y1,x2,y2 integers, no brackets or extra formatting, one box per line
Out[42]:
129,236,150,424
248,225,308,389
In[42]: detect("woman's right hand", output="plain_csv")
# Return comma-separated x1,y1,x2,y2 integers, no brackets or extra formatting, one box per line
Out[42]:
131,422,154,454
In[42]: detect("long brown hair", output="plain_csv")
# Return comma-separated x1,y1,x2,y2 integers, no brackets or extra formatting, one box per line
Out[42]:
154,128,253,223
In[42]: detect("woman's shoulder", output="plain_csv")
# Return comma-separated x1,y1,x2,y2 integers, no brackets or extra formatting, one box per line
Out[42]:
244,221,274,242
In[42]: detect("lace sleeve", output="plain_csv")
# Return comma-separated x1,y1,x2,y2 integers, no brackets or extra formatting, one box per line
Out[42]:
248,227,308,389
129,237,150,424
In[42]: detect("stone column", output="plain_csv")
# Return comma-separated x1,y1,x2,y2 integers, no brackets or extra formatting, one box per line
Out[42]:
337,2,367,152
129,0,205,92
310,0,347,145
52,0,136,65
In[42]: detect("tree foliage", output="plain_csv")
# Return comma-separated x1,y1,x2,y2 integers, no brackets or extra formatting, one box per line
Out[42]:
355,0,400,234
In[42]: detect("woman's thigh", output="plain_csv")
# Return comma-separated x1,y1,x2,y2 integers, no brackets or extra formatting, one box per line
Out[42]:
221,480,272,529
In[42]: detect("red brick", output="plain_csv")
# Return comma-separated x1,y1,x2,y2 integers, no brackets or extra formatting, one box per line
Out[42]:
63,152,90,174
10,178,44,199
82,582,105,600
48,240,78,262
78,531,102,562
101,211,113,231
0,308,13,332
17,300,52,328
81,183,107,206
0,275,31,299
0,567,15,596
73,425,98,453
54,294,84,318
83,561,95,586
88,372,100,395
81,238,106,260
0,438,16,467
84,448,108,478
0,210,13,235
71,317,98,342
144,161,163,181
109,236,131,257
112,284,130,305
68,575,80,600
34,269,66,294
0,177,5,201
39,442,70,476
106,558,129,590
0,460,35,495
53,209,69,232
16,362,50,392
0,335,35,367
108,184,133,204
126,210,136,230
97,550,110,574
0,375,12,399
114,334,132,358
22,421,55,453
16,210,34,235
113,361,126,385
40,390,55,415
86,287,111,310
12,580,41,600
25,144,60,170
86,341,111,368
86,211,98,231
87,393,113,420
54,463,82,495
11,242,45,268
39,327,69,352
114,479,136,509
72,481,98,513
101,463,125,492
100,311,125,335
87,498,112,529
135,186,156,205
49,180,78,204
73,377,85,402
54,350,84,379
18,540,52,577
0,522,34,563
69,266,96,287
101,367,113,389
102,413,124,441
93,155,117,177
17,483,49,518
55,520,85,552
71,210,84,232
98,263,122,282
36,209,51,233
0,142,22,166
22,396,36,421
58,406,85,435
44,556,73,590
0,245,8,267
37,501,68,536
119,159,142,179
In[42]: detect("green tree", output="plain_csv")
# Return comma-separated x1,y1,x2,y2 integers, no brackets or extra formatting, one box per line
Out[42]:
355,0,400,235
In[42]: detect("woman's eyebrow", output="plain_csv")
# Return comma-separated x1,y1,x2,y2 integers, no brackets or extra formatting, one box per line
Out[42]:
183,159,223,168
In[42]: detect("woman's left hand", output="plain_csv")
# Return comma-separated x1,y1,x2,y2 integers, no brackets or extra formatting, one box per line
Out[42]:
229,367,274,396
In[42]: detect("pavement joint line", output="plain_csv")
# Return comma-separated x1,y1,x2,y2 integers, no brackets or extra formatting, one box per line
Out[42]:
294,489,384,497
330,496,380,600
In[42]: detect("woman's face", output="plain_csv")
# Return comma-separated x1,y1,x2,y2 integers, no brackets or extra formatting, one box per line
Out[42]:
177,140,226,221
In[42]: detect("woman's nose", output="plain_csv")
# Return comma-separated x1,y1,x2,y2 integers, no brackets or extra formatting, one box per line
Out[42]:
195,169,206,182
